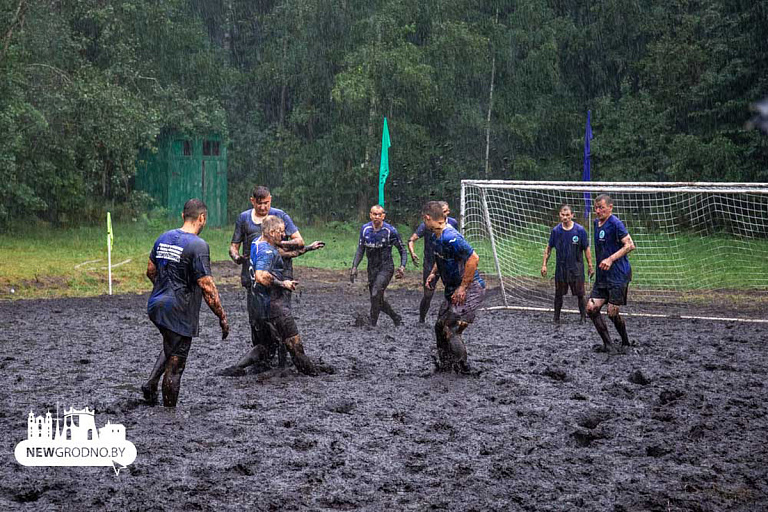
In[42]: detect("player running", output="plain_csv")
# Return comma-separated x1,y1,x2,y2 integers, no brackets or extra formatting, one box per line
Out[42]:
350,205,407,327
407,201,460,323
587,194,636,353
422,201,486,373
541,204,594,323
141,199,229,407
221,215,317,376
229,186,324,367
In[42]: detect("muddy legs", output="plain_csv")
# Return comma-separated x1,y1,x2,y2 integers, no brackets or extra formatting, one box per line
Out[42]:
142,349,166,404
434,317,469,373
283,335,317,376
162,355,187,407
419,287,435,323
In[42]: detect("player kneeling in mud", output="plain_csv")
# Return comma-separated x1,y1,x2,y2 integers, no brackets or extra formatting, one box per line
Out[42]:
221,215,317,376
422,201,486,374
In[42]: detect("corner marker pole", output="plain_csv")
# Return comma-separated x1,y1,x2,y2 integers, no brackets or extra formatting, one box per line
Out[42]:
107,212,113,295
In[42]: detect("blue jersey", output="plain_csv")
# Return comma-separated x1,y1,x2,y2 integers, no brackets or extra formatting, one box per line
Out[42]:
352,221,407,272
594,215,632,286
430,225,485,299
248,240,286,319
548,223,589,283
415,217,459,268
147,229,211,337
231,207,298,286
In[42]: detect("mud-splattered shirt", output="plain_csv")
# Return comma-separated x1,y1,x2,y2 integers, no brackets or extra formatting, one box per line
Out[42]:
430,225,485,299
594,215,632,286
414,216,459,269
548,222,589,283
248,240,287,320
352,221,407,274
231,208,298,287
147,229,211,337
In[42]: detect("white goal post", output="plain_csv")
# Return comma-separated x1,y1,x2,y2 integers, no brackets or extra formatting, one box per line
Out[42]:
461,180,768,321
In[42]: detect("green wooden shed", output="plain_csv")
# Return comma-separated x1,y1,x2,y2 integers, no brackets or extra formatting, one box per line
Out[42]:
136,133,227,227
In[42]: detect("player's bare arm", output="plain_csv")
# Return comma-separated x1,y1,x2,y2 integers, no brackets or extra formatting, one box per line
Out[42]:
541,245,552,277
599,234,636,271
197,276,229,339
585,247,594,277
253,269,297,291
278,240,325,259
407,233,420,266
425,263,438,290
452,252,479,305
229,242,243,264
146,259,157,284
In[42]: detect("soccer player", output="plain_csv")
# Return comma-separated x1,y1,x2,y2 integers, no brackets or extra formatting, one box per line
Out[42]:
350,205,407,326
141,199,229,407
422,201,486,373
587,194,636,352
229,186,324,366
222,215,316,376
408,201,460,323
541,204,594,323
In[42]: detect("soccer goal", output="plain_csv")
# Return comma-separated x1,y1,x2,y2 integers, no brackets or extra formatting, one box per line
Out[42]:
461,180,768,321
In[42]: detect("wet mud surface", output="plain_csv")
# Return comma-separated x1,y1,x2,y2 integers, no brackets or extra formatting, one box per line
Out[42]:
0,264,767,511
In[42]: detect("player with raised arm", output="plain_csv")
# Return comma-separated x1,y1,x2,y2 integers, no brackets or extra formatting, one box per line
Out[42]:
229,186,324,366
408,201,459,323
141,199,229,407
350,205,407,327
587,194,636,353
541,204,594,324
221,215,317,376
422,201,486,373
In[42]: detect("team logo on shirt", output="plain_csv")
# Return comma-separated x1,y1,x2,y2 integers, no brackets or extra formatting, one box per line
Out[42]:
599,230,605,240
572,236,579,244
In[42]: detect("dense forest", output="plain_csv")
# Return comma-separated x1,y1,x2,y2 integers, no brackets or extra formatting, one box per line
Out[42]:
1,0,766,225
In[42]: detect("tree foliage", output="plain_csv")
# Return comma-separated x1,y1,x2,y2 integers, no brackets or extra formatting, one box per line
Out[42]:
1,0,765,226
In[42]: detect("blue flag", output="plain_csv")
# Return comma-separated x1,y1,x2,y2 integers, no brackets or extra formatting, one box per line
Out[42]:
378,117,391,207
583,110,593,218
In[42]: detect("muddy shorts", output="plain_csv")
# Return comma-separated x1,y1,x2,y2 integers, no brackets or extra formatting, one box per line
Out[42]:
590,283,629,306
422,259,436,286
156,325,192,359
555,280,585,297
368,266,394,297
438,281,486,325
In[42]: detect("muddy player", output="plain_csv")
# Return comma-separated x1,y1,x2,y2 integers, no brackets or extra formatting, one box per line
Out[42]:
350,205,407,326
408,201,460,323
587,194,636,352
541,204,594,324
422,201,486,373
221,215,316,376
229,186,324,366
141,199,230,407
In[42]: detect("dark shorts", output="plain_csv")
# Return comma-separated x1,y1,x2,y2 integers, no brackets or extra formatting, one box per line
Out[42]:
422,260,435,286
555,281,585,297
156,324,192,359
254,312,299,345
438,281,486,325
368,266,394,297
590,283,629,306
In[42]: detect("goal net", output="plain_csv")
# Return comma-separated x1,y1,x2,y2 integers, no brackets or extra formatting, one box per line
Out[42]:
461,180,768,320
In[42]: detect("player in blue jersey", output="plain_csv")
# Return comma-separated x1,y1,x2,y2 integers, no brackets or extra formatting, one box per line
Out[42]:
229,186,324,366
587,194,636,352
541,204,594,324
350,205,407,326
422,201,486,373
141,199,230,407
408,201,460,323
221,215,317,376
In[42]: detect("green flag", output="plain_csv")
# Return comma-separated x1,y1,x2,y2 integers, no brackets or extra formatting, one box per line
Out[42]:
378,117,390,206
107,212,113,251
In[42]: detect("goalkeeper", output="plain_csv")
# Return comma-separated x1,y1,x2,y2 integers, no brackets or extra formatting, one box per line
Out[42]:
422,201,486,373
407,201,459,323
350,205,407,326
541,204,593,323
587,194,636,352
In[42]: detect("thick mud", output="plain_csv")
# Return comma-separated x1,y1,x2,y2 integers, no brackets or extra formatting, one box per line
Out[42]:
0,264,766,511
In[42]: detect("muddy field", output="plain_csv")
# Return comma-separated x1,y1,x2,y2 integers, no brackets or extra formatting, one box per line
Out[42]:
0,264,766,511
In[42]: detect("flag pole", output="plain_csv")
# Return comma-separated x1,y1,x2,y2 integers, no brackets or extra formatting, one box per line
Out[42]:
107,212,113,295
378,117,391,207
